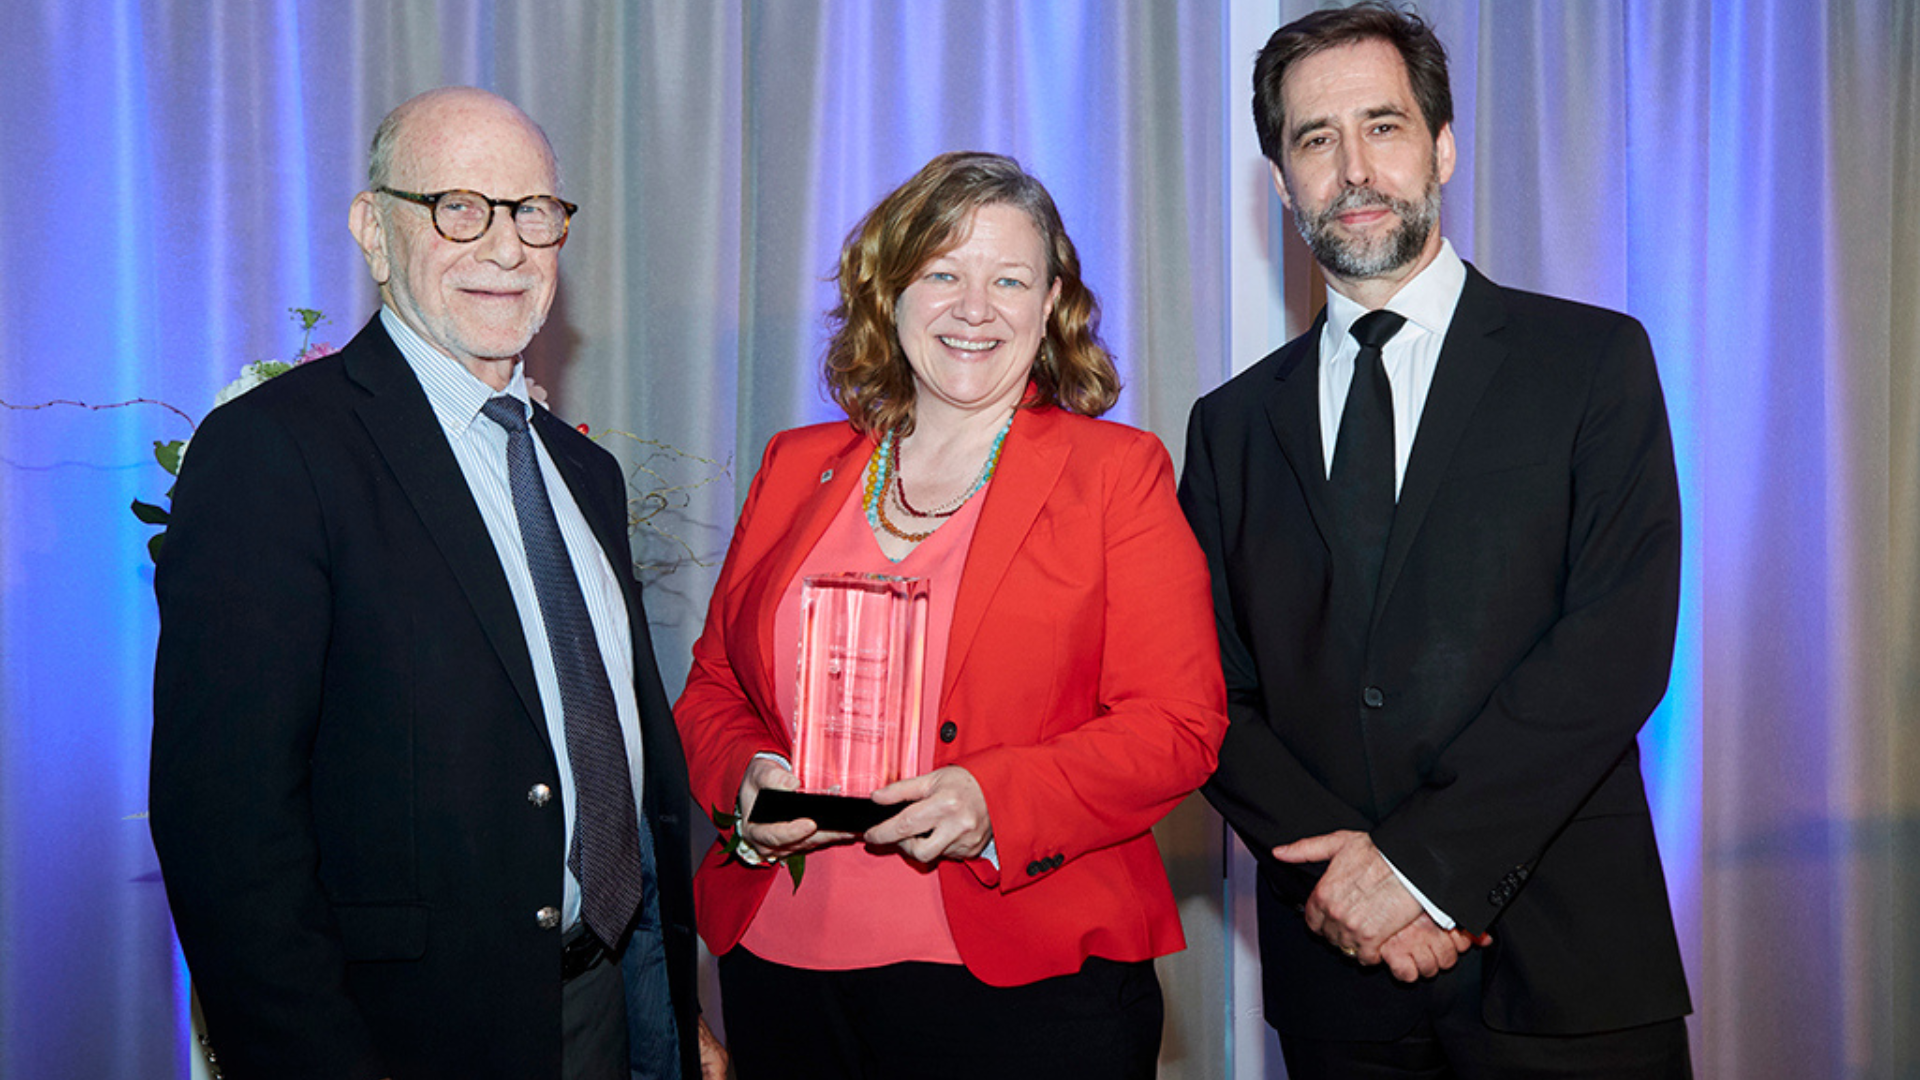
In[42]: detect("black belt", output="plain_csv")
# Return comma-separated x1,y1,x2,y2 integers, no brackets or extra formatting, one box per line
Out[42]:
561,927,613,981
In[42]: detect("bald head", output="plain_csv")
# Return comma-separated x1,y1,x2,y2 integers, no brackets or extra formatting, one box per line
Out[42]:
368,86,559,191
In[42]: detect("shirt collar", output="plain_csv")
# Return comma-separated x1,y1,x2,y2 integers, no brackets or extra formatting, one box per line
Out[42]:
380,306,529,435
1323,238,1466,348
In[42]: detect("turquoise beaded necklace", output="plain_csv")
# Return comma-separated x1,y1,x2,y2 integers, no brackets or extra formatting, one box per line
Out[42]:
864,411,1014,543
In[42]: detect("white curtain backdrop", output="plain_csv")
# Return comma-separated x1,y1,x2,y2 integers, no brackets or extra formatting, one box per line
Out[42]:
1,2,1915,1077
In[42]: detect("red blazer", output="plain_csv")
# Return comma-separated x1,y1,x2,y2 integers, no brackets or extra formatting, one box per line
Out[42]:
676,403,1227,987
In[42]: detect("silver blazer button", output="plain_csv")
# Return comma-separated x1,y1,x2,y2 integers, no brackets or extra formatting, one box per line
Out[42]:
527,783,553,807
535,906,560,930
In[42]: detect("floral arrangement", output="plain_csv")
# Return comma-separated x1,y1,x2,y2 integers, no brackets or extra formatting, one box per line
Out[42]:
130,308,336,561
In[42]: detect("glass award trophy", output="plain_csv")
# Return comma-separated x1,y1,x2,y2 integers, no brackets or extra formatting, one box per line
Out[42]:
749,572,929,832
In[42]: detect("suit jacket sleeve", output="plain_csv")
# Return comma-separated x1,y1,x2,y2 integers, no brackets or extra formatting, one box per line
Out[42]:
150,400,385,1079
954,428,1227,894
1369,316,1681,935
1179,397,1374,903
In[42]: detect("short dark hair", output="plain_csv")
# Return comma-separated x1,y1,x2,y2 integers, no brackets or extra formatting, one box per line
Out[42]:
823,152,1119,435
1252,1,1453,163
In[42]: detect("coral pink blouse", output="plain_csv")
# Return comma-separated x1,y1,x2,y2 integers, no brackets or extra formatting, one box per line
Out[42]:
738,472,985,969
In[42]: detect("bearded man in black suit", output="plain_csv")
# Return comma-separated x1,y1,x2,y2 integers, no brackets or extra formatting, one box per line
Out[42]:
152,86,722,1080
1180,4,1693,1076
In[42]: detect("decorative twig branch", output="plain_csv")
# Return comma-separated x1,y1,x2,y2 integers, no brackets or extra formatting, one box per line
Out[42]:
1,396,198,431
588,429,731,576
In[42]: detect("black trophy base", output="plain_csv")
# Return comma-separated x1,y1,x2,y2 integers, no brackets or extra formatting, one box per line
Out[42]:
747,789,903,833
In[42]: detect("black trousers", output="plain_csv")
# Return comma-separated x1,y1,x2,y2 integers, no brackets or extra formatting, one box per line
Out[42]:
719,948,1163,1079
561,933,629,1080
1277,949,1693,1080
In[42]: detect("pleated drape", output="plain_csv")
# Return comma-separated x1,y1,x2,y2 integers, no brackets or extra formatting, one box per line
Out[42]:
2,2,1915,1077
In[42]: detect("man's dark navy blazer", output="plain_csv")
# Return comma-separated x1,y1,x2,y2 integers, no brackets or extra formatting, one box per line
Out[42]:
152,316,700,1079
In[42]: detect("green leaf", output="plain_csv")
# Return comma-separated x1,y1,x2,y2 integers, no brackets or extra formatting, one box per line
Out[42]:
147,532,166,563
290,307,326,332
710,805,738,832
153,439,185,475
131,498,170,525
785,853,805,892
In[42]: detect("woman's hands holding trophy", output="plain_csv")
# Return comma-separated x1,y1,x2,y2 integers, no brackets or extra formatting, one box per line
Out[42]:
735,757,992,866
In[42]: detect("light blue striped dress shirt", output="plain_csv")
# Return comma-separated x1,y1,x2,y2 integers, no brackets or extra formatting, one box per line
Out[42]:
383,307,644,933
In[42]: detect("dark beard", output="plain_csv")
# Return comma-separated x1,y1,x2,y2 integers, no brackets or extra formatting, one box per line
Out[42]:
1294,179,1440,279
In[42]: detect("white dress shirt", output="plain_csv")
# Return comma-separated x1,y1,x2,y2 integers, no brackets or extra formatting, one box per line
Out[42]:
1311,242,1468,929
384,307,644,933
1316,238,1467,492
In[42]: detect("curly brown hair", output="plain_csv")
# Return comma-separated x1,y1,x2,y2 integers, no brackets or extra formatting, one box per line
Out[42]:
823,152,1120,435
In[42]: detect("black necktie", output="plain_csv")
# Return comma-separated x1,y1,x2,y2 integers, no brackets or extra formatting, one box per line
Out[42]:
1327,310,1408,615
481,396,644,946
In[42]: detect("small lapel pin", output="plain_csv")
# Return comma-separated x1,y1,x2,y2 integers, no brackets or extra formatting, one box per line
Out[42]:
820,469,834,483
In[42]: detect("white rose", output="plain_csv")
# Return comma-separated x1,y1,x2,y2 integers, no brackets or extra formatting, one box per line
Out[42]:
211,361,294,409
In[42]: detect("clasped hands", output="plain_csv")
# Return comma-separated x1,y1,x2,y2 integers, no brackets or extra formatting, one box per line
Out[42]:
735,757,993,866
1273,829,1490,984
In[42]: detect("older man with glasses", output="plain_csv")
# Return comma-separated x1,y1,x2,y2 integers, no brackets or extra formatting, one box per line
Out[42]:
151,86,724,1080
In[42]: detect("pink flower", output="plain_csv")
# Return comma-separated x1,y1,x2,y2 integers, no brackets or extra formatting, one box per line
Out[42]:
297,342,339,363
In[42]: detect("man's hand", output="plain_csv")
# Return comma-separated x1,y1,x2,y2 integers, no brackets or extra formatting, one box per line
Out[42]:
1378,914,1480,982
864,766,992,864
696,1015,730,1080
1273,829,1423,963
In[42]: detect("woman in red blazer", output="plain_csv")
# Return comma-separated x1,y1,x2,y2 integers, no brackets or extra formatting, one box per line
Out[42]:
676,152,1226,1079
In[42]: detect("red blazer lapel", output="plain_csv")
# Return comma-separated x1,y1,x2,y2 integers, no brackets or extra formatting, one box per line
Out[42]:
943,406,1070,708
742,430,874,723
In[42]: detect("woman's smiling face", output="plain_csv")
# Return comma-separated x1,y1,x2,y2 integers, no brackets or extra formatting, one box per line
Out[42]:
894,202,1060,423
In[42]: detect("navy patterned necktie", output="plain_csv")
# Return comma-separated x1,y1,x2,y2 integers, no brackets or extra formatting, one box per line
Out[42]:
1328,309,1409,609
481,395,643,946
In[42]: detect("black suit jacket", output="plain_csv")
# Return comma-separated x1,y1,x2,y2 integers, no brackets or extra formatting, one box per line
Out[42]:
151,317,700,1079
1180,265,1691,1039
